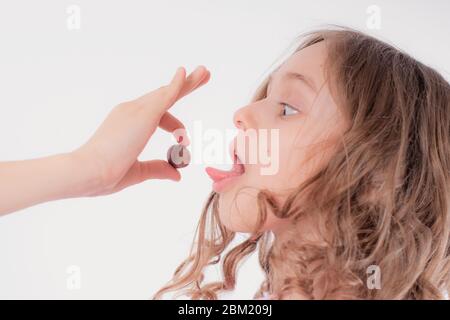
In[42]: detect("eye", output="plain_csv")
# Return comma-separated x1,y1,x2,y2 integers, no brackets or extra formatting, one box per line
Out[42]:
281,103,300,116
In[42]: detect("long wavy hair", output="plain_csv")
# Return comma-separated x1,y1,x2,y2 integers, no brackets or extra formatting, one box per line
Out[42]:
154,26,450,300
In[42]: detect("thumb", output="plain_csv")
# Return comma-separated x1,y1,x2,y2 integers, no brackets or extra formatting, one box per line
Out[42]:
102,160,181,195
138,159,181,182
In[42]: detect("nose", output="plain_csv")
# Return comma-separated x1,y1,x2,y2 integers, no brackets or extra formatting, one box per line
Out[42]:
233,105,256,131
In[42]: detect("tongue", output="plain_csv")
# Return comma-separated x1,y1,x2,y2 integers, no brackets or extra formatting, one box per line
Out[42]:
205,164,244,183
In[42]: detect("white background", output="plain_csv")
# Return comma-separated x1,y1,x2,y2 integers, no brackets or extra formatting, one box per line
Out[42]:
0,0,449,299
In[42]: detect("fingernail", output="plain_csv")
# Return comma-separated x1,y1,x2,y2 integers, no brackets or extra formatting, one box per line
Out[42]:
176,132,190,146
182,135,191,146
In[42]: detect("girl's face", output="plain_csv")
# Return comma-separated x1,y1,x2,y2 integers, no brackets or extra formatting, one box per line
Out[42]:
216,41,348,233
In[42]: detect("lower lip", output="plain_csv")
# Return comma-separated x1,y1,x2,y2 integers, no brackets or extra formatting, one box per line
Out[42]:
212,175,243,193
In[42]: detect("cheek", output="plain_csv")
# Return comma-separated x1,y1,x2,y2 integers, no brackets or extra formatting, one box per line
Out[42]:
262,130,306,189
278,109,345,183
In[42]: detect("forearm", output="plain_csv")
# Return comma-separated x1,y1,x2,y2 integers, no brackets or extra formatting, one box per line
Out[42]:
0,152,101,216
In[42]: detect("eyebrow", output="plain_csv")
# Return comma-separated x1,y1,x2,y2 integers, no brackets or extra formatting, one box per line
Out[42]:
268,71,318,95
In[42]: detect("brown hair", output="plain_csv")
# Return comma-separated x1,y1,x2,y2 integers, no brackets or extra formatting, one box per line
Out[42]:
154,26,450,299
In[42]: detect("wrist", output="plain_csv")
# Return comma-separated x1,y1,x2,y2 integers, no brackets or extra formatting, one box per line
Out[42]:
66,149,105,197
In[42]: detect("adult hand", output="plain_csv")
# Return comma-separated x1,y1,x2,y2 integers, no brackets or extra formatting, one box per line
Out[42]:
74,66,210,196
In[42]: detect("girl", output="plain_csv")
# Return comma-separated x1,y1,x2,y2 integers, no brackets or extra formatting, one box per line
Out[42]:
154,26,450,300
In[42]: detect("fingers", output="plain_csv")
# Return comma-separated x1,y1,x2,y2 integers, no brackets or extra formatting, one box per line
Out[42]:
176,66,211,100
158,112,184,133
197,70,211,89
157,66,209,144
129,66,208,146
164,65,209,106
158,112,190,145
167,67,187,103
160,65,211,109
136,67,186,107
136,65,210,112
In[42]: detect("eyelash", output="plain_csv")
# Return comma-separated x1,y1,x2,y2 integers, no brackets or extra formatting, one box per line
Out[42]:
280,102,300,117
266,86,300,117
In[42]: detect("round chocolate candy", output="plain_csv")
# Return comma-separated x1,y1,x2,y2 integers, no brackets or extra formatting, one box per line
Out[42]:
167,144,191,168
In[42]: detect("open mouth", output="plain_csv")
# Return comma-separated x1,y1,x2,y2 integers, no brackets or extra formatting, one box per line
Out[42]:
205,144,246,193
